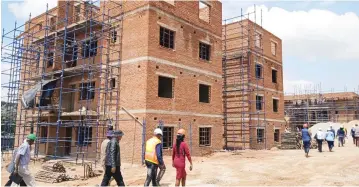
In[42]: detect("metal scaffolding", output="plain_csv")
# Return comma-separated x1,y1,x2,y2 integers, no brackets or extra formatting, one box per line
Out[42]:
284,85,359,130
1,0,144,164
222,5,267,150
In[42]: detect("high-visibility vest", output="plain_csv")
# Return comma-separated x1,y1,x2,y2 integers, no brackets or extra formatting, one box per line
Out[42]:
145,137,161,164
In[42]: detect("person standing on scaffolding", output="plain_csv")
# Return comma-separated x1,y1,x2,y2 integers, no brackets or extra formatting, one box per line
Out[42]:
301,124,312,158
100,130,125,187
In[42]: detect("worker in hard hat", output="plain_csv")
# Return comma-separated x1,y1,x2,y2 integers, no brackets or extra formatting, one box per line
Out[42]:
144,128,165,186
325,128,335,151
172,129,193,187
10,134,37,187
301,124,312,158
100,127,114,185
337,125,345,147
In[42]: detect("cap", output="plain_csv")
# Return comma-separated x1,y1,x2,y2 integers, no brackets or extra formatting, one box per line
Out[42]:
327,128,331,131
112,130,124,137
154,128,163,136
27,134,37,141
177,129,186,135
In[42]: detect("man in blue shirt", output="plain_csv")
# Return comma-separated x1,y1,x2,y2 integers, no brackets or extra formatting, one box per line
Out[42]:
301,124,312,158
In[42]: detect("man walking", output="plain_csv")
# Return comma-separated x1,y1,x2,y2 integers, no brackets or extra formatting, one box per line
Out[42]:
100,128,114,185
100,130,125,187
337,126,345,147
301,124,311,158
144,128,165,186
354,124,359,147
11,134,37,187
314,128,325,152
351,125,356,144
326,128,335,152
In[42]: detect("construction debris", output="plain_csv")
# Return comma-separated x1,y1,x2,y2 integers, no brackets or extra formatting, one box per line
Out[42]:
41,161,66,173
35,170,69,183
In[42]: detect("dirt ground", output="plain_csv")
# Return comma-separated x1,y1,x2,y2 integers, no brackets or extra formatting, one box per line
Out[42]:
2,137,359,186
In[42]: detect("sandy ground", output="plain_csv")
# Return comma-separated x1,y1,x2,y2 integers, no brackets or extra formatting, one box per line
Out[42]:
2,137,359,186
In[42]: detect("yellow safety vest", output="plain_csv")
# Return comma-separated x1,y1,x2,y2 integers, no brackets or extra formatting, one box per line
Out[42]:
145,137,161,164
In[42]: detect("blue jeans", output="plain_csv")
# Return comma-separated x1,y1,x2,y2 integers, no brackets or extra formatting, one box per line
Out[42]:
303,141,311,153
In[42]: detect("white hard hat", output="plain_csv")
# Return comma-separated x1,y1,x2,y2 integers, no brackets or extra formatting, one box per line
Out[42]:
154,128,163,136
318,128,322,131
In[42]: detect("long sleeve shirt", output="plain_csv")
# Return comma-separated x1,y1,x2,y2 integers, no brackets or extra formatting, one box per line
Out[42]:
155,143,164,165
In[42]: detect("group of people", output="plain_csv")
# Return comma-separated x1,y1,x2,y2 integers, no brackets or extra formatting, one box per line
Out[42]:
301,123,359,157
100,126,193,187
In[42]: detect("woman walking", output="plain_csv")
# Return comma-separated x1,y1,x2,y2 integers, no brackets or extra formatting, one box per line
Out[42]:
172,129,193,187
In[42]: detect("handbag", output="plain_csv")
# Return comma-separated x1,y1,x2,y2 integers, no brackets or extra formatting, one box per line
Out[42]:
10,172,23,185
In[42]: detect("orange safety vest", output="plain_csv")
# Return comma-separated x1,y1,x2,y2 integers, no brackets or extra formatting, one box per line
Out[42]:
145,137,161,164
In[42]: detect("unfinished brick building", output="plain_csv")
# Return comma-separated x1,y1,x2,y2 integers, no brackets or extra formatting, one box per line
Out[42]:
222,14,285,150
285,91,359,130
2,0,223,163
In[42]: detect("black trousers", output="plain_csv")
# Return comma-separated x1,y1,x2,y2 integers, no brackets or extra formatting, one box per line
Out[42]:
144,160,159,187
317,139,323,152
100,166,125,187
327,141,334,151
4,177,27,186
338,137,344,147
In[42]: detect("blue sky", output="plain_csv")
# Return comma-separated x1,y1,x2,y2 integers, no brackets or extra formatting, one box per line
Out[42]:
1,0,359,97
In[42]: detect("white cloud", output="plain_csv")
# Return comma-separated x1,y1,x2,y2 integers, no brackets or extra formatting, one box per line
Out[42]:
8,0,57,21
234,4,359,61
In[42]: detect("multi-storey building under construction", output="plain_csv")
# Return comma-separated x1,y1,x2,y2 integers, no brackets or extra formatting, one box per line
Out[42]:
2,1,285,164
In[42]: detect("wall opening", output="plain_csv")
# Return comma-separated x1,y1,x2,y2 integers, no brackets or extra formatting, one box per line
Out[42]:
274,129,280,142
199,84,210,103
272,69,277,83
158,76,173,98
199,42,210,61
199,1,210,23
257,129,264,143
273,99,279,112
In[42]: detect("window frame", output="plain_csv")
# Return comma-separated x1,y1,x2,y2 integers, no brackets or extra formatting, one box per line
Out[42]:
257,128,264,143
199,42,211,61
159,26,175,49
79,82,95,100
77,126,93,146
162,127,174,149
82,39,98,58
255,64,263,79
256,95,263,111
199,127,211,146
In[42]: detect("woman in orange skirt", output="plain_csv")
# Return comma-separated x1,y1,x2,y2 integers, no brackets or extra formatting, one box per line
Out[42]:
172,129,193,186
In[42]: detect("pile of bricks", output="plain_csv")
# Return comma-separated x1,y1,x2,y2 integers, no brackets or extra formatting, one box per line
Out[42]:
281,132,318,149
